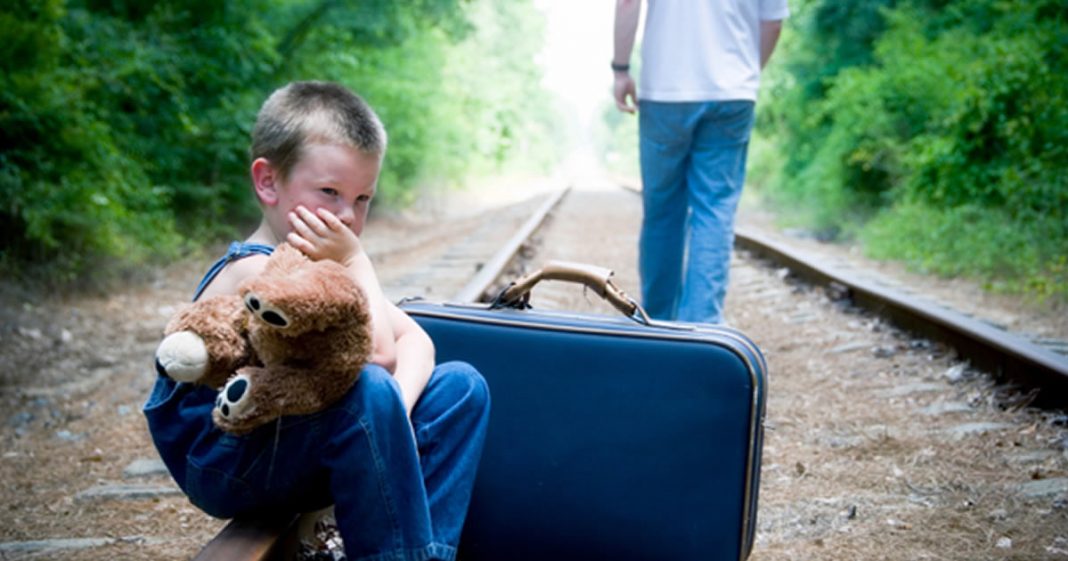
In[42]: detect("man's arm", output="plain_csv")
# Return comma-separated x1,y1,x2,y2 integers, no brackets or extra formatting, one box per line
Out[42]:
613,0,641,113
760,19,784,69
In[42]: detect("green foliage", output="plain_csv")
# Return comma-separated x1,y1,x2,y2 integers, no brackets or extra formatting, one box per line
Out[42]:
286,0,558,205
1,0,558,286
863,203,1068,300
755,0,1068,299
1,0,182,281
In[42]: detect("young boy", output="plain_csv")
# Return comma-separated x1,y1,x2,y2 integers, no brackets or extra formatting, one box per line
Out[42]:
144,81,490,561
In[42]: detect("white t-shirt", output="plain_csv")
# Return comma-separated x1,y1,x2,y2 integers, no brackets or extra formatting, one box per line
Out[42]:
639,0,790,102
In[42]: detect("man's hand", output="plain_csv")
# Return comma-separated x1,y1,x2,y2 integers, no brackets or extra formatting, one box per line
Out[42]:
614,72,638,114
760,19,784,69
287,206,364,266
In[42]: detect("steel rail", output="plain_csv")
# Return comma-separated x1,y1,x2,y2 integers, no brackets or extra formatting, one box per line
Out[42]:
620,178,1067,406
733,226,1068,407
192,514,299,561
452,186,571,303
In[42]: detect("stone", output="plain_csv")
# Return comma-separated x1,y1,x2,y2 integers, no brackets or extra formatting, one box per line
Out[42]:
877,382,942,398
944,364,969,383
123,458,168,479
920,402,971,416
829,342,869,355
946,422,1015,439
1017,477,1068,499
0,537,114,553
872,345,897,358
7,411,33,428
75,482,181,502
0,536,166,554
54,430,85,442
987,509,1008,521
1007,450,1059,464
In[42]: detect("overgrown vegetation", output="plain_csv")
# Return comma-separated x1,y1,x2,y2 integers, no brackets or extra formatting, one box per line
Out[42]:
753,0,1067,300
0,0,558,286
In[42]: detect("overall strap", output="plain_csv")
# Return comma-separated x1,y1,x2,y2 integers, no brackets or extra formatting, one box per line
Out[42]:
192,242,275,302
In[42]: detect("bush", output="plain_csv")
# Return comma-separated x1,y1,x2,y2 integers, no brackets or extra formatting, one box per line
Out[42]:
0,2,183,283
863,203,1067,300
754,0,1067,299
1,0,559,286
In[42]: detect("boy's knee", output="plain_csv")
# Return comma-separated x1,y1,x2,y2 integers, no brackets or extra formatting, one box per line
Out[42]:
362,364,403,397
435,361,490,411
338,364,403,415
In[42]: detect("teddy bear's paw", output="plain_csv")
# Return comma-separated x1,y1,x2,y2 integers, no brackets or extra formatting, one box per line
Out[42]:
155,331,209,382
243,292,290,328
215,374,253,421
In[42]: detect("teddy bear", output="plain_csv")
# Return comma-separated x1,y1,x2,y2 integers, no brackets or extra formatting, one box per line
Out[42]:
153,243,373,434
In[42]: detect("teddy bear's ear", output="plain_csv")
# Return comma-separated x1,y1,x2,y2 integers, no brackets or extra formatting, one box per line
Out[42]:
260,243,308,277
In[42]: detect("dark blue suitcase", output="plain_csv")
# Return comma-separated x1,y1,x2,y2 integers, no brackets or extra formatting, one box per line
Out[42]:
400,262,767,561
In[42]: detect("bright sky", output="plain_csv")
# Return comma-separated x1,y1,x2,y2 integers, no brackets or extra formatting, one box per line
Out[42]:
533,1,619,129
532,1,646,184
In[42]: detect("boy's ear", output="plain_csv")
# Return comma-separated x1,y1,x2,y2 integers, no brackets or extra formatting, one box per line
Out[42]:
251,158,280,206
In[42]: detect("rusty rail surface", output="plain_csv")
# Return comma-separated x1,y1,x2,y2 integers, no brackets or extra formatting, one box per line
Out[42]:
732,226,1068,407
192,515,299,561
452,186,570,303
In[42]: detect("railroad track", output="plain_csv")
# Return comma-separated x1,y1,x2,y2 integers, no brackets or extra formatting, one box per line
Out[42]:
195,182,1067,559
614,183,1068,407
732,227,1068,407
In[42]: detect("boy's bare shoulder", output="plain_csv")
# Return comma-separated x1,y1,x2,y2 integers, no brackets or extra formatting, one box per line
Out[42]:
198,253,271,299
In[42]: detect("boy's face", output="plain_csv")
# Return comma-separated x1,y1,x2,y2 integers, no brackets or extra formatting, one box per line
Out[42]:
256,143,381,238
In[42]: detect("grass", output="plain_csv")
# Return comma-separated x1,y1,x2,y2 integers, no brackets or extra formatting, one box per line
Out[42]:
860,202,1067,302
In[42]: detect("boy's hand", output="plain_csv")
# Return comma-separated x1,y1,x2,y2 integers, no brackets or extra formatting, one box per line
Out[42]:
287,206,364,266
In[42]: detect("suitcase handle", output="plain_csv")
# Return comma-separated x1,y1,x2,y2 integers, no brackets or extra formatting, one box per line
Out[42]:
490,260,652,325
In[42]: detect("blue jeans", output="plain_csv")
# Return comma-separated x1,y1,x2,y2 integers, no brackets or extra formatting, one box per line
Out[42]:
638,100,755,324
144,362,490,561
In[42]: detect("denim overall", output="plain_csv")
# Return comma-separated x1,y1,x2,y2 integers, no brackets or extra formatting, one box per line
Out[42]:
144,242,491,561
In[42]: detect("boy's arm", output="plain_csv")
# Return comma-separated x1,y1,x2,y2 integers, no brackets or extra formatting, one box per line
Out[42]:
196,255,270,300
288,207,397,372
387,303,435,417
344,250,399,373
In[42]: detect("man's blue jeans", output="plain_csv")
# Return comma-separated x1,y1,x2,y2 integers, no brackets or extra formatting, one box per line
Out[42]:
145,361,490,561
638,100,755,324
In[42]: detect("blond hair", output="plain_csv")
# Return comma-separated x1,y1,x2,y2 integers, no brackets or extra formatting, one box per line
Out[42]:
251,81,387,180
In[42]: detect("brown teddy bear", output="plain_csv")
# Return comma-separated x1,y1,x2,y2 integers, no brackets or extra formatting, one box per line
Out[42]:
153,243,373,434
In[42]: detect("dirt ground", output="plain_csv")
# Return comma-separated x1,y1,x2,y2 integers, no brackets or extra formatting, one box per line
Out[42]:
1,181,1065,560
508,185,1068,561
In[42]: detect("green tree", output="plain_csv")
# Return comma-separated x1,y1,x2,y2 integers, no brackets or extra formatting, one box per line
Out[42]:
1,0,559,286
754,0,1068,298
